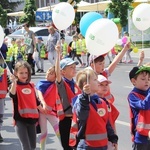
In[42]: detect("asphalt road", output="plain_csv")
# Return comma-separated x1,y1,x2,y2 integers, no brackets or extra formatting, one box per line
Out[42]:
0,48,150,150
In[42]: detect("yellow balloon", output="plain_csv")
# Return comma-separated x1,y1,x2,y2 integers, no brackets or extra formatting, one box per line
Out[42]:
133,47,139,53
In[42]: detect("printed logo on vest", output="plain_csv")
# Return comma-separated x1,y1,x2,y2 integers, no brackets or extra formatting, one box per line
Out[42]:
22,88,31,94
97,108,106,117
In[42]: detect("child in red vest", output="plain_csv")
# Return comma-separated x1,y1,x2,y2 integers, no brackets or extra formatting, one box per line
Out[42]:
97,75,119,150
70,68,118,150
9,61,43,150
0,67,11,142
88,43,130,103
36,66,60,150
128,66,150,150
55,45,81,150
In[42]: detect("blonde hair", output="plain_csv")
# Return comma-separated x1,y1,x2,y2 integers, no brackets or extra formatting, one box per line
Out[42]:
46,66,55,75
14,61,31,82
76,69,97,90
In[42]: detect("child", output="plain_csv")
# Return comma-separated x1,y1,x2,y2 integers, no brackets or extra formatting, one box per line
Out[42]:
69,69,118,150
89,43,130,103
128,66,150,150
97,75,119,150
36,66,60,150
122,32,133,63
61,37,68,58
55,45,81,150
0,67,11,142
35,37,46,73
78,33,87,66
71,35,83,67
9,61,43,150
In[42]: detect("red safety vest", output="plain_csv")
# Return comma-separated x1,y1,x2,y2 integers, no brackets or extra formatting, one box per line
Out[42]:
16,83,39,119
64,81,81,104
57,81,81,120
106,101,119,129
132,92,150,136
102,71,115,103
70,100,108,147
0,69,8,99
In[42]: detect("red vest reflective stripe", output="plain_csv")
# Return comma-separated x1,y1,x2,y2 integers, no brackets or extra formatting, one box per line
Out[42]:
56,94,65,120
64,81,81,104
0,69,8,98
69,101,108,147
16,84,39,118
69,113,78,146
133,92,150,136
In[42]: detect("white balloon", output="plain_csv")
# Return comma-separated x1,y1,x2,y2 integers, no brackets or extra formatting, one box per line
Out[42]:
132,3,150,31
0,26,4,48
52,2,75,30
85,18,119,56
116,39,122,46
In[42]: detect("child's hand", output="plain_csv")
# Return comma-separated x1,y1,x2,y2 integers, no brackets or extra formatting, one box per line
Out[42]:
83,84,91,95
10,74,17,83
139,50,145,62
42,103,51,114
123,42,130,51
55,45,61,53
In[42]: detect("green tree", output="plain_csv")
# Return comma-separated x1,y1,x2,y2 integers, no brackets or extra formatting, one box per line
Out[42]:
19,0,37,26
0,0,21,12
0,5,7,27
108,0,134,27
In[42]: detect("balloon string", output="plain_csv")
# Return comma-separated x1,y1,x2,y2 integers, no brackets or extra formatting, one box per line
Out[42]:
142,30,144,52
0,51,12,75
93,55,96,74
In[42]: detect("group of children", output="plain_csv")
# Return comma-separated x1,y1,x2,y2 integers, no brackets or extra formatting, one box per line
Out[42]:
0,38,150,150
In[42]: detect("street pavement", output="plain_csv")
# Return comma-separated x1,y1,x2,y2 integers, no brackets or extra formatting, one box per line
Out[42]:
0,48,150,150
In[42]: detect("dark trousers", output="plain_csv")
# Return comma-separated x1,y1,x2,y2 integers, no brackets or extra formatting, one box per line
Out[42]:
27,53,35,74
59,117,73,150
132,141,150,150
72,51,82,65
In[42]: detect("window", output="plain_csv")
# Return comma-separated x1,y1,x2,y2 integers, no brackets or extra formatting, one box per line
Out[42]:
35,29,49,36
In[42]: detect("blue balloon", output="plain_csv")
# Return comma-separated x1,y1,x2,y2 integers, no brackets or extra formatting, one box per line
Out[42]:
79,12,103,37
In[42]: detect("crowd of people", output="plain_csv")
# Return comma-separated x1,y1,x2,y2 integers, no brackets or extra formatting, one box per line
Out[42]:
0,23,150,150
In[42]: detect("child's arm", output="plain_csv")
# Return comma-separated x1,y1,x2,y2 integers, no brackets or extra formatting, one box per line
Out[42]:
55,45,62,83
108,43,130,74
37,90,49,113
137,50,144,67
9,74,17,95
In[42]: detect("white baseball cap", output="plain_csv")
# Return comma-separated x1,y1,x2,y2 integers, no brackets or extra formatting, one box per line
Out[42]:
98,75,112,84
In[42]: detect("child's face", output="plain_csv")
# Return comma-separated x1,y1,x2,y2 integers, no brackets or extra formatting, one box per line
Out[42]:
15,67,28,83
46,69,56,82
97,81,109,97
91,60,105,74
61,64,76,80
89,74,99,94
132,72,150,91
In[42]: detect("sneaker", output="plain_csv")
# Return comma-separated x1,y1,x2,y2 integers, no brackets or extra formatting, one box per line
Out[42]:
31,72,35,75
122,60,127,64
128,60,133,63
36,69,41,72
39,70,44,73
0,134,3,142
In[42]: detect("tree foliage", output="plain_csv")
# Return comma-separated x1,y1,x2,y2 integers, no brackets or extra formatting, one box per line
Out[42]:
0,0,21,12
19,0,37,26
0,5,7,27
108,0,134,27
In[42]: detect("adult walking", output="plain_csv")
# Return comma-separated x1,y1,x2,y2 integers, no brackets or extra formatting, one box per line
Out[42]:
46,26,59,65
23,23,36,75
